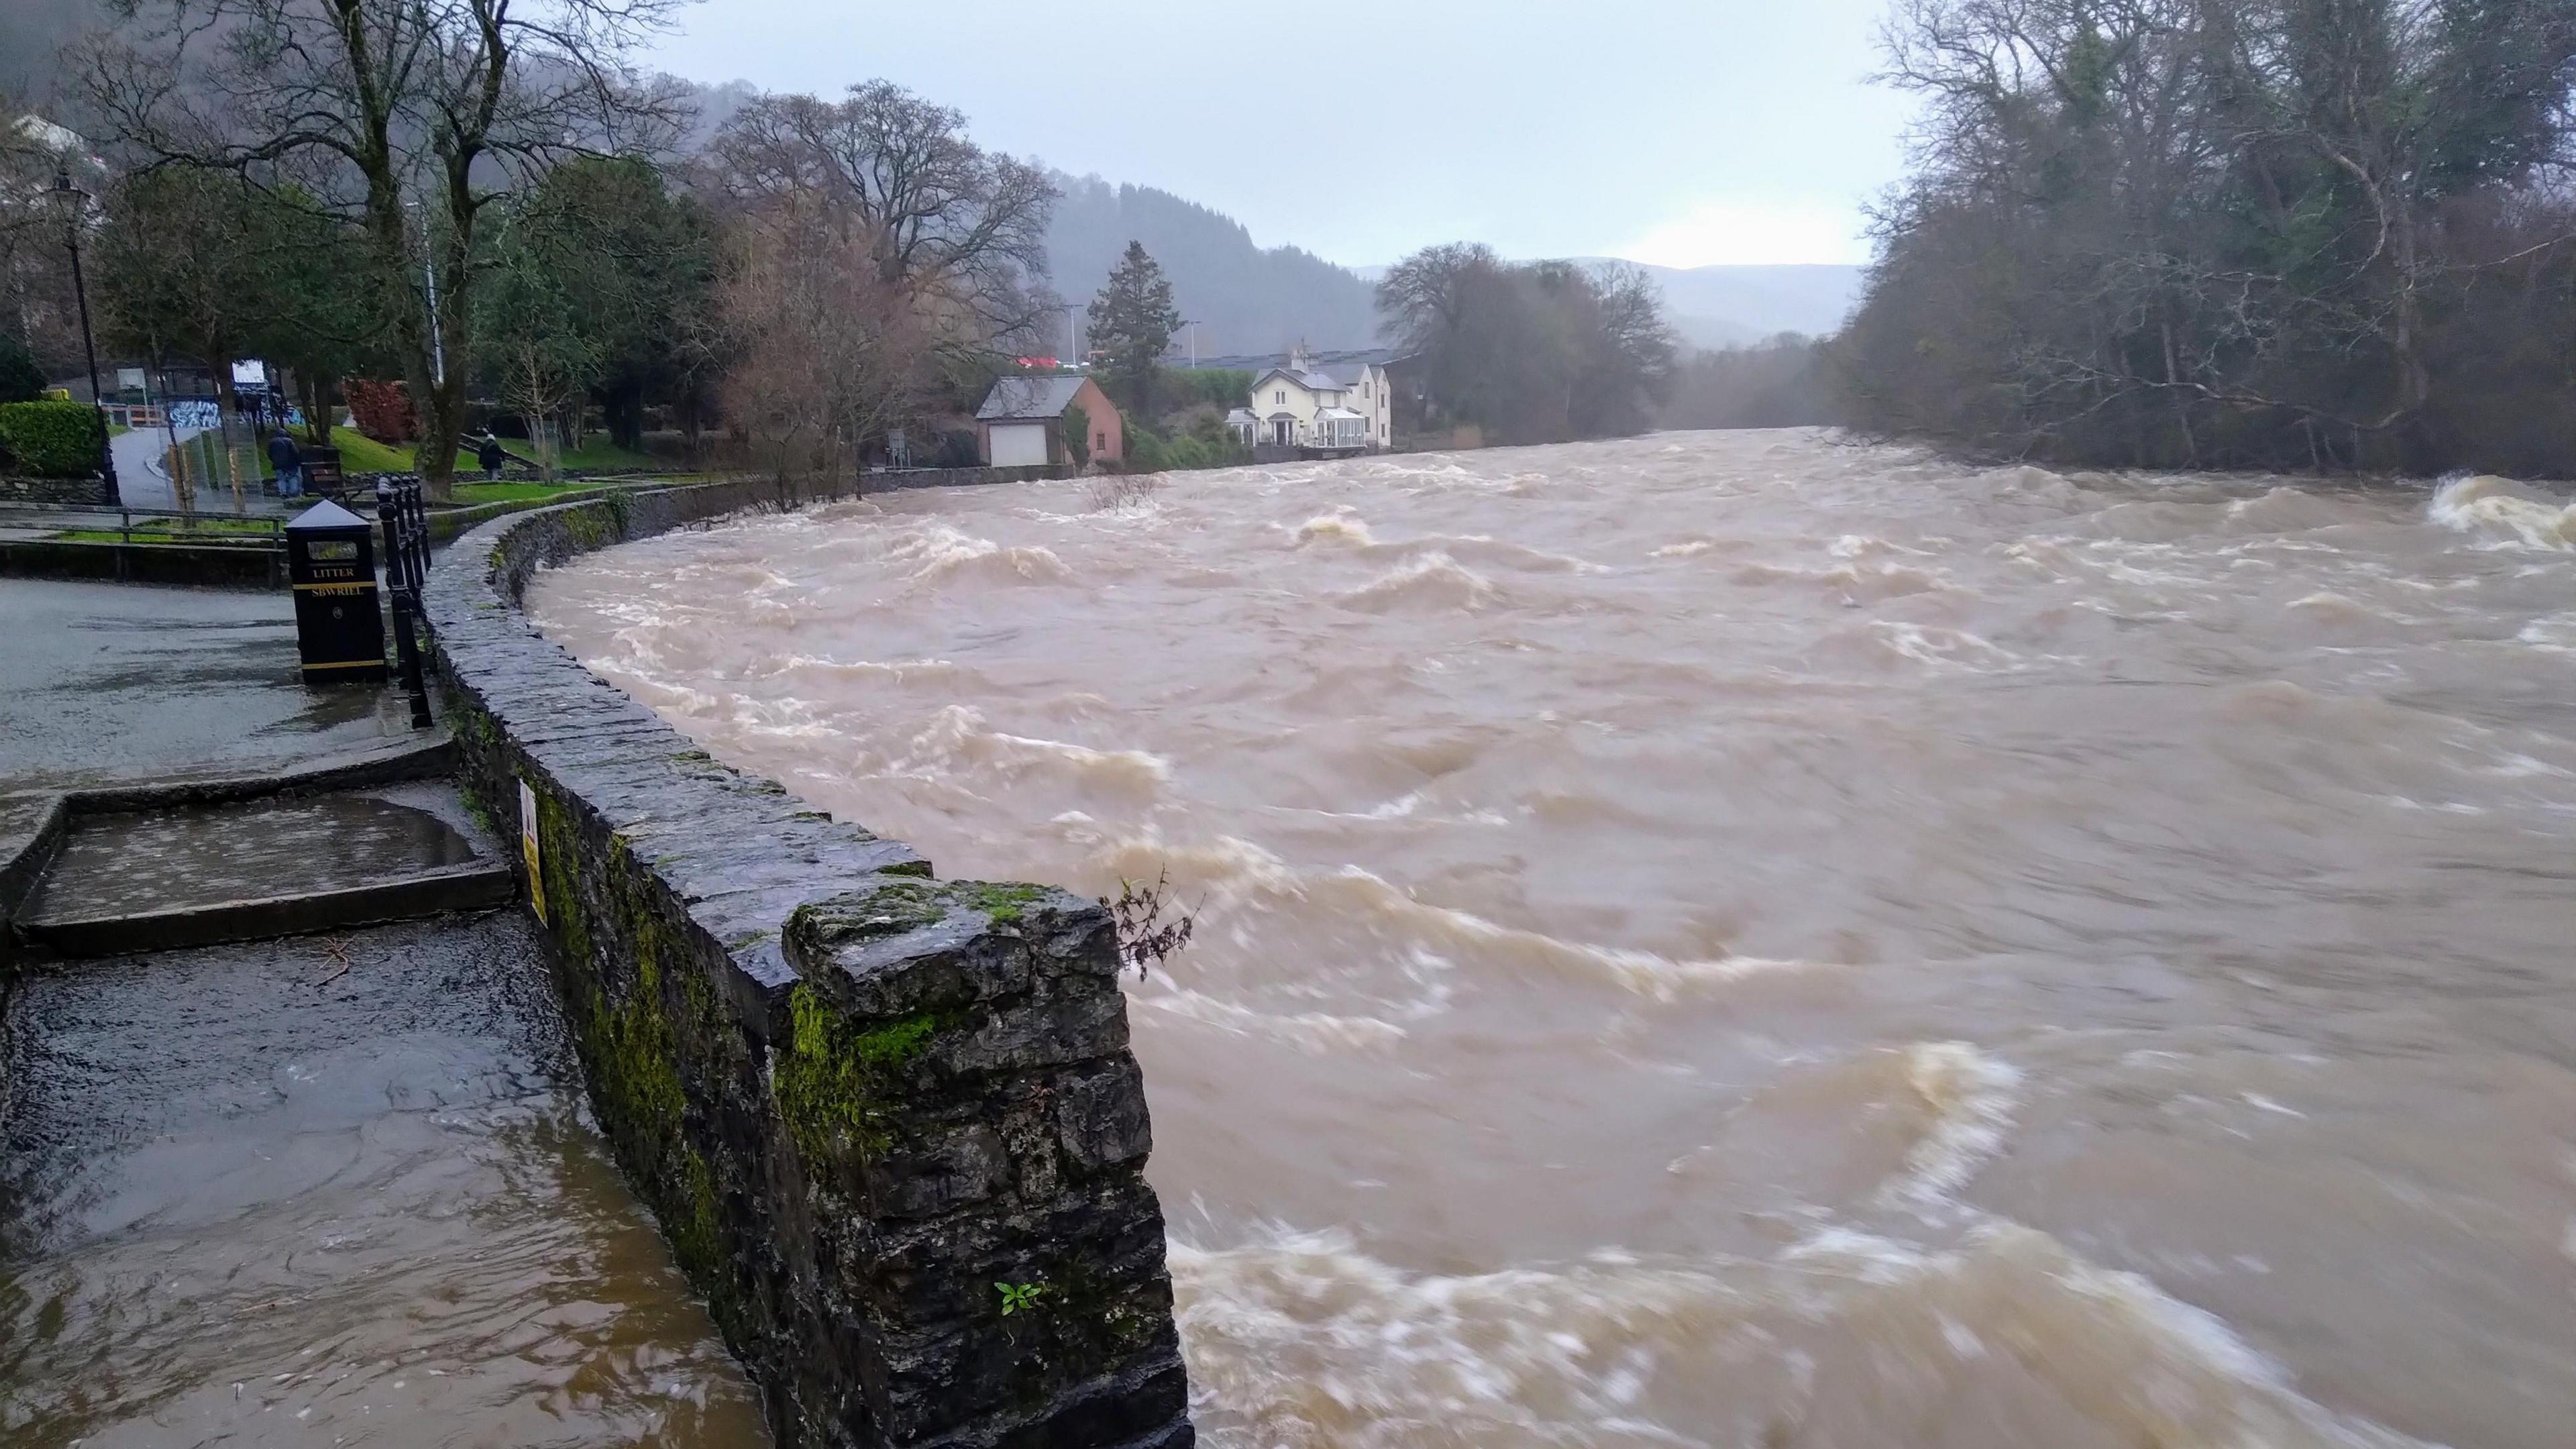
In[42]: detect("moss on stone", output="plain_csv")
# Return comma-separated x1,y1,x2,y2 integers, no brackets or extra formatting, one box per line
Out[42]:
561,502,619,553
773,983,940,1164
811,877,953,943
967,883,1048,924
534,787,590,970
456,779,496,839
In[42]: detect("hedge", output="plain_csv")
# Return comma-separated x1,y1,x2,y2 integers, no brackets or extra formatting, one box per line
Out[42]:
0,400,105,478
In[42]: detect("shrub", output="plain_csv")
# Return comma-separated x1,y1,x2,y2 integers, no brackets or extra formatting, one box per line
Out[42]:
1061,401,1091,468
343,377,416,442
0,333,43,404
1155,367,1252,413
1126,423,1246,474
0,400,105,477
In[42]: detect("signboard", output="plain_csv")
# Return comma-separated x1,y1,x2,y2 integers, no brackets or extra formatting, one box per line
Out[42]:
519,779,545,922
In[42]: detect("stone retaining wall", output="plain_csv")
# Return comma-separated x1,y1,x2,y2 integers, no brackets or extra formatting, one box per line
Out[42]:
423,476,1190,1449
0,473,113,506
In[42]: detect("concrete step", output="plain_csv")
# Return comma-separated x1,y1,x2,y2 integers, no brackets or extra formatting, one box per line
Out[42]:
15,781,517,959
25,863,515,957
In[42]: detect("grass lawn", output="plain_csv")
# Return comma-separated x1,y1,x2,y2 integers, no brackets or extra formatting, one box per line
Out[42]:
314,432,474,476
498,437,661,472
451,480,599,505
319,432,660,477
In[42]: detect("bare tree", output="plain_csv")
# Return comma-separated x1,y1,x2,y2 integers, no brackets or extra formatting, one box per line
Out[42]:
704,83,1058,376
78,0,686,497
1,102,89,380
1378,244,1674,443
714,189,925,494
1845,0,2576,474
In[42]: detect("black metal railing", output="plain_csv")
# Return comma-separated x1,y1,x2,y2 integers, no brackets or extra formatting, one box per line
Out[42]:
0,498,286,547
374,475,435,730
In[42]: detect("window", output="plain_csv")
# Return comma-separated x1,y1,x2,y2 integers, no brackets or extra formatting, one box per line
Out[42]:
1095,431,1106,451
1275,389,1286,404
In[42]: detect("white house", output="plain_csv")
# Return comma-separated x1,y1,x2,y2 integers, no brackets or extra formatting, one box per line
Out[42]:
1228,346,1391,453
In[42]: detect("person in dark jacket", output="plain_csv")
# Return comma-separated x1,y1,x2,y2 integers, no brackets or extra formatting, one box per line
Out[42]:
477,433,507,481
268,429,303,498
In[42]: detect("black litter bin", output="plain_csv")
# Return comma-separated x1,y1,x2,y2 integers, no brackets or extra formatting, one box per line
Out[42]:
285,498,386,684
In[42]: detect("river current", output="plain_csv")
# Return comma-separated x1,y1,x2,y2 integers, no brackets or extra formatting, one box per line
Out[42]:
529,429,2576,1449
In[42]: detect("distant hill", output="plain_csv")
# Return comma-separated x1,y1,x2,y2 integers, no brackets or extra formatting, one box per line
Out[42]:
1046,174,1380,357
1602,262,1867,349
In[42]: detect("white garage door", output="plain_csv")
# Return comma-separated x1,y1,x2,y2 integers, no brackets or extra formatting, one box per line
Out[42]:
989,422,1049,468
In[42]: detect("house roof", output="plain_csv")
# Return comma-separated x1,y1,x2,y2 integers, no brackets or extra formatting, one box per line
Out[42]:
1315,362,1379,386
977,374,1090,421
1250,366,1347,393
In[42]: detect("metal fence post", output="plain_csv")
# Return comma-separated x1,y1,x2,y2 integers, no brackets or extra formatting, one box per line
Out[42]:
376,476,433,729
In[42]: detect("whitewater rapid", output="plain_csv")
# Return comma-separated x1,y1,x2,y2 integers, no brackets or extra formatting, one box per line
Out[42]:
530,432,2576,1448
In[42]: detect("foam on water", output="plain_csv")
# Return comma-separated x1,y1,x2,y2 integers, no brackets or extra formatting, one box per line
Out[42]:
2428,474,2576,549
1878,1041,2024,1212
1334,552,1499,612
1173,1222,2436,1449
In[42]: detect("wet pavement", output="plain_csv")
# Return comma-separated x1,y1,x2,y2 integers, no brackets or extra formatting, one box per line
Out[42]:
0,578,415,791
19,783,488,926
0,572,768,1445
0,912,767,1446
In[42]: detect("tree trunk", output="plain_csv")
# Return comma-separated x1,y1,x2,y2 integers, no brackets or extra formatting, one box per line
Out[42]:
606,380,646,452
297,368,333,445
210,347,247,515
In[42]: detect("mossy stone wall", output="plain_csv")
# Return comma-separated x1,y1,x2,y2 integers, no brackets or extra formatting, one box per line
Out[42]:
424,477,1191,1449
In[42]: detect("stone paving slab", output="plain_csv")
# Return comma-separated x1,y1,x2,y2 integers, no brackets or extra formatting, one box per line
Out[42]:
0,577,417,792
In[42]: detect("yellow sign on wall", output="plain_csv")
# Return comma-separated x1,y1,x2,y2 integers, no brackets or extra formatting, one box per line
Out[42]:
519,778,545,923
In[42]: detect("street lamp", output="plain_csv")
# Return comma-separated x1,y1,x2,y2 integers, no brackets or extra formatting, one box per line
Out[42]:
48,168,120,506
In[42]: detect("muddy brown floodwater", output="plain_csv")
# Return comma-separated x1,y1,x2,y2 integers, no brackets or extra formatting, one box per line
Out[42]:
0,914,767,1447
529,429,2576,1449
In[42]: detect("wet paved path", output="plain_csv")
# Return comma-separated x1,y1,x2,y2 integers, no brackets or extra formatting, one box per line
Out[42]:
0,574,768,1446
0,578,409,792
0,912,766,1446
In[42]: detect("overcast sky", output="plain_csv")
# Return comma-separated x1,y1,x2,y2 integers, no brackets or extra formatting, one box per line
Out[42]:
643,0,1916,270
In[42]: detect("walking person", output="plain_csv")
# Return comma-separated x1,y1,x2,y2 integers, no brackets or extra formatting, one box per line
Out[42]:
268,428,303,498
477,432,508,482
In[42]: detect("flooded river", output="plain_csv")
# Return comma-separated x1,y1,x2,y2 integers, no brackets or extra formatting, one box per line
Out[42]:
529,429,2576,1449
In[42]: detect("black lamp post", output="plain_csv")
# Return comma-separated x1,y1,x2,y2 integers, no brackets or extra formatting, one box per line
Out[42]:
49,168,120,506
